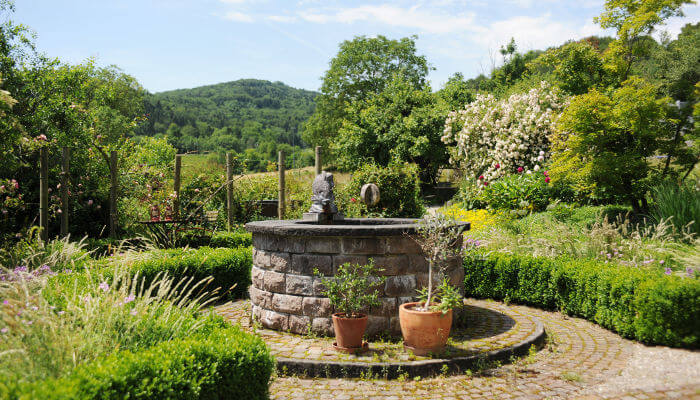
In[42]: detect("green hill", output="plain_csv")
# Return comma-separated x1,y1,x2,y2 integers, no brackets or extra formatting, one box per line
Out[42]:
135,79,318,169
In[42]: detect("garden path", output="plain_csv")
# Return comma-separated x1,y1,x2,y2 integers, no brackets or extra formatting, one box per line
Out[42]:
216,300,700,399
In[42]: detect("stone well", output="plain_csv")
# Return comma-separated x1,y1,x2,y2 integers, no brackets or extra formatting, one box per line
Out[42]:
245,218,469,336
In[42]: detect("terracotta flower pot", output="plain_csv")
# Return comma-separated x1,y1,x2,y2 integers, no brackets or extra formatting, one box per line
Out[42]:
399,302,453,356
332,313,368,349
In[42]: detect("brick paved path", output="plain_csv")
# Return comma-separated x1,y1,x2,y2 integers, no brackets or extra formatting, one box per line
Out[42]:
215,299,700,399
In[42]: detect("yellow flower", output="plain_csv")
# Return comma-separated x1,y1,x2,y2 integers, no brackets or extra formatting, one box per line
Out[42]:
438,205,505,232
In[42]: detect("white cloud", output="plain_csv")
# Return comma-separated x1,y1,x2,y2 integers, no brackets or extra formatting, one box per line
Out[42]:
267,15,298,23
470,14,605,52
223,11,254,22
298,4,475,34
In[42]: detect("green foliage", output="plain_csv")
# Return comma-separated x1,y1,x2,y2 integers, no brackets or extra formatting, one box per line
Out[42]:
302,35,430,161
650,180,700,237
550,77,669,211
477,171,552,215
595,0,694,43
13,326,273,400
335,74,448,183
416,278,464,314
463,253,700,348
316,261,385,318
338,163,424,218
129,246,252,299
176,230,252,249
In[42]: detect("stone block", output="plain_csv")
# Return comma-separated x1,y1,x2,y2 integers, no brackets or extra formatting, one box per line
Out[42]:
272,293,303,314
415,273,440,290
289,314,311,334
332,255,368,270
397,296,416,308
285,274,314,296
291,254,332,276
341,237,384,255
312,278,330,296
370,297,396,317
385,275,417,297
302,297,332,317
253,249,271,269
305,237,341,254
268,252,290,272
385,236,422,254
448,265,465,291
252,234,277,252
260,309,289,331
251,266,265,288
366,315,389,336
277,236,305,253
312,317,334,336
406,254,429,274
372,255,408,275
390,316,401,334
249,285,272,308
262,270,286,293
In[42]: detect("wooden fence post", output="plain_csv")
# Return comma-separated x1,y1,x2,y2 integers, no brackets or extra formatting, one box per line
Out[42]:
278,151,285,220
60,147,70,237
109,151,118,238
315,146,322,176
173,154,181,219
39,147,48,242
226,153,233,231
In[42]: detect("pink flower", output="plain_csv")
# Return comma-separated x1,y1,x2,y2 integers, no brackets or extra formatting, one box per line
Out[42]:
56,209,62,214
545,177,551,183
495,163,500,169
350,198,356,203
36,134,47,141
517,167,524,173
664,267,672,275
98,281,109,292
13,181,18,190
123,295,135,304
87,199,93,206
1,328,8,334
478,175,484,180
130,309,138,316
194,188,200,193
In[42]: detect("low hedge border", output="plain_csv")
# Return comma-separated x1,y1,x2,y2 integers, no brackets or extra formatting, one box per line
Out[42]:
17,325,274,400
131,246,252,300
177,231,252,249
464,253,700,348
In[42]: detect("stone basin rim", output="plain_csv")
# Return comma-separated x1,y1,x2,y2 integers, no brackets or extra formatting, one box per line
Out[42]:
245,218,470,236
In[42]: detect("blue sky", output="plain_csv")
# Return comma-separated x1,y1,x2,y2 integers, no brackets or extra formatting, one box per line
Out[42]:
14,0,700,94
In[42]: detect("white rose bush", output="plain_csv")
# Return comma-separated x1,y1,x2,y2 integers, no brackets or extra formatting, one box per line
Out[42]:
441,81,568,185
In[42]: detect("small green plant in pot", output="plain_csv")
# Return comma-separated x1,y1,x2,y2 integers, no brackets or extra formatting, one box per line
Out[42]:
315,261,385,353
399,214,467,356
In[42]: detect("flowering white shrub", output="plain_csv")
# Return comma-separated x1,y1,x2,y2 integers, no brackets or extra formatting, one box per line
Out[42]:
441,81,568,184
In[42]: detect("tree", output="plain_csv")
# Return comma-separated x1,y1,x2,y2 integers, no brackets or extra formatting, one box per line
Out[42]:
302,35,430,152
437,73,475,110
335,74,447,183
549,77,669,212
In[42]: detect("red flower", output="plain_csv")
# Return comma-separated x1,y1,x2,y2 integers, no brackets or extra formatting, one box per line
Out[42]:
545,177,551,183
351,197,356,203
517,167,524,173
478,175,484,180
483,181,489,186
495,163,500,169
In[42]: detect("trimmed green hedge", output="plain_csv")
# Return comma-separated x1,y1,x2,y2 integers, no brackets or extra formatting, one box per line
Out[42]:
17,326,273,400
464,253,700,348
177,231,252,249
131,246,252,299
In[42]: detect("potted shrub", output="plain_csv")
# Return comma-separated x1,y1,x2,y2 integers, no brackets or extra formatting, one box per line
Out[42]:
315,261,385,353
399,214,466,356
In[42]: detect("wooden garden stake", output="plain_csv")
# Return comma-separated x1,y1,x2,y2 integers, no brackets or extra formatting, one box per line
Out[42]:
39,147,48,242
278,150,286,219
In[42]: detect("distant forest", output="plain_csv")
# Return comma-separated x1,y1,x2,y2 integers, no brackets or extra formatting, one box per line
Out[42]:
134,79,319,170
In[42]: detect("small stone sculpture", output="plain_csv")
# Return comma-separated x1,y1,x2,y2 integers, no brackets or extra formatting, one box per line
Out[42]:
304,171,343,222
308,171,338,214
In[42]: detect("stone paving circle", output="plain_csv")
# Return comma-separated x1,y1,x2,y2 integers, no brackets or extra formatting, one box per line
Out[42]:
215,298,700,399
216,298,545,379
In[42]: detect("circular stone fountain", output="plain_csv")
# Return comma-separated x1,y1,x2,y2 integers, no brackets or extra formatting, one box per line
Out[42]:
246,171,468,336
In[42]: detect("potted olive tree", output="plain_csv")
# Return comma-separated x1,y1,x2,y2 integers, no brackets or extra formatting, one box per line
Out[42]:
316,261,385,353
399,214,466,356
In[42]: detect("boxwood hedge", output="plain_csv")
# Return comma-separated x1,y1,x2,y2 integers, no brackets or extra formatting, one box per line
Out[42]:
131,246,252,299
464,253,700,348
16,325,273,400
177,231,253,249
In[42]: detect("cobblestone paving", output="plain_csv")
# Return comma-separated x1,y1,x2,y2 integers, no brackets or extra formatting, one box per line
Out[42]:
216,299,538,363
215,299,700,399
